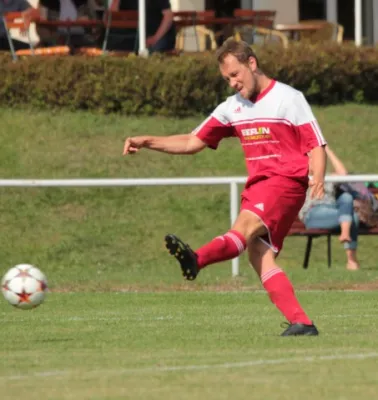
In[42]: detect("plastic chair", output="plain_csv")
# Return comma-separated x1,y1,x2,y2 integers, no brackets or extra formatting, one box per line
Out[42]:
175,25,217,52
3,11,70,61
299,20,344,44
234,25,289,49
211,9,277,46
173,10,216,52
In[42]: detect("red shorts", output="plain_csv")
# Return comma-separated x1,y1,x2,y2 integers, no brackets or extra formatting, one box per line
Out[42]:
240,176,307,253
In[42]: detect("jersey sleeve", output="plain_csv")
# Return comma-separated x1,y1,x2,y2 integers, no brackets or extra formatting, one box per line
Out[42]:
287,93,327,154
192,102,234,150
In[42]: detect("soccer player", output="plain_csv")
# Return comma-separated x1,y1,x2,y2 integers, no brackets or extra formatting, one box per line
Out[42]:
123,38,327,336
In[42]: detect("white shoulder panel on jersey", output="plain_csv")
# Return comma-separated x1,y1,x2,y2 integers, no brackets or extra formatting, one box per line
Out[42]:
211,95,237,125
275,82,317,127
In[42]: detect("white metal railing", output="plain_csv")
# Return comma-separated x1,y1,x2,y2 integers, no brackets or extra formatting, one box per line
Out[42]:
1,174,377,276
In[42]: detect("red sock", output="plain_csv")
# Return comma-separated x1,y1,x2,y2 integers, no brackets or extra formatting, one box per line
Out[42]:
195,230,247,269
262,268,312,325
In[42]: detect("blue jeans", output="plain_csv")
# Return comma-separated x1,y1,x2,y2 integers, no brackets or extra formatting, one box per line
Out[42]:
304,192,359,249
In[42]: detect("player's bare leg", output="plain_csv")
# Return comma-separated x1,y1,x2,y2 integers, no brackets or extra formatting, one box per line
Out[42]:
248,238,319,336
231,210,267,244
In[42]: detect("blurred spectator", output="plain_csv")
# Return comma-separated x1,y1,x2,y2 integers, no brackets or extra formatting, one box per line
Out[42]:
0,0,37,51
299,146,361,270
37,0,98,49
109,0,175,52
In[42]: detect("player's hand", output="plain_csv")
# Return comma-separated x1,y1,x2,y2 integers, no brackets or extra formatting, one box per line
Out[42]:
309,179,325,199
123,137,144,155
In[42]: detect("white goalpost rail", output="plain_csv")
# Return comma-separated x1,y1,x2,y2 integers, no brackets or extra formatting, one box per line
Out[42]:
1,174,377,276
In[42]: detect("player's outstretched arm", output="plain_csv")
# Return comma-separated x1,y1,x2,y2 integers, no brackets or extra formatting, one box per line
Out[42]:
309,145,326,199
123,134,207,156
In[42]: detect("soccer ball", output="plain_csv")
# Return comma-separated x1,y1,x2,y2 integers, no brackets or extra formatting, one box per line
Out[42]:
1,264,48,309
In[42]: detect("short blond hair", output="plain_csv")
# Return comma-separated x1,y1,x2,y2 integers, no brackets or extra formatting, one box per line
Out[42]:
216,38,259,67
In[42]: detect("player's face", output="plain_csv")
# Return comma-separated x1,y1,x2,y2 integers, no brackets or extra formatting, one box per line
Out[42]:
219,54,258,99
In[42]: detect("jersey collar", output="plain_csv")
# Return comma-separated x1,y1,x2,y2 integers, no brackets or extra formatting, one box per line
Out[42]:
249,79,276,104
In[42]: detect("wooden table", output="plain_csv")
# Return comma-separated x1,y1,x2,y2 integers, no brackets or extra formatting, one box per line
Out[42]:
174,16,276,47
274,23,326,40
35,19,103,28
175,16,274,29
36,17,275,34
34,16,280,51
34,19,104,49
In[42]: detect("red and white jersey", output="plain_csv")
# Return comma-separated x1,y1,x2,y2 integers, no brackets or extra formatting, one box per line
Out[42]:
193,80,326,186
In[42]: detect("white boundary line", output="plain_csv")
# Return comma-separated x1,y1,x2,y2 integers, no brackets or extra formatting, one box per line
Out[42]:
1,314,378,323
41,290,378,295
2,352,378,381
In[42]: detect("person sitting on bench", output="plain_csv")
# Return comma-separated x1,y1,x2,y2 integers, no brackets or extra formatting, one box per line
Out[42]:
299,145,360,271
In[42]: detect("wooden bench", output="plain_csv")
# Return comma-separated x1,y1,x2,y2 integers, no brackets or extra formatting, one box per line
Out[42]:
288,187,378,269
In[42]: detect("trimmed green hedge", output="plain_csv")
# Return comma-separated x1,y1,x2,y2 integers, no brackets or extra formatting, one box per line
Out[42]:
1,42,378,116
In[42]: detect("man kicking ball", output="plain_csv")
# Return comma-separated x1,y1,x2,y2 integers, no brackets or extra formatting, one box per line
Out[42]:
123,38,327,336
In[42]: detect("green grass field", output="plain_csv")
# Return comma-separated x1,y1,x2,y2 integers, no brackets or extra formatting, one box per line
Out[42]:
1,105,378,399
2,292,378,400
